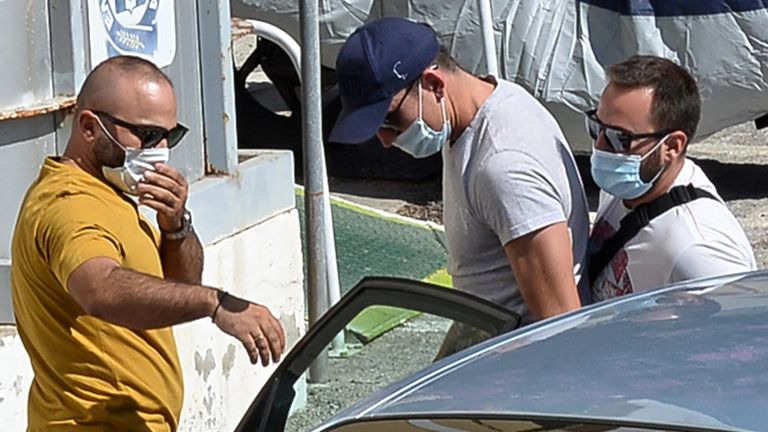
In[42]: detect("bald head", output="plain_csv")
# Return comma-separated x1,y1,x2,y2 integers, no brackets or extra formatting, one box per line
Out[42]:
77,56,173,113
64,55,179,177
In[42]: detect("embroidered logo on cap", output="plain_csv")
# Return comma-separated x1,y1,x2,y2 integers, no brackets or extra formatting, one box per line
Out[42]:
392,61,408,80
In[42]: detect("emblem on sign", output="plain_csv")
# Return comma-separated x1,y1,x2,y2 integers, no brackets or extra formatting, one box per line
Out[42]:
89,0,175,68
100,0,159,57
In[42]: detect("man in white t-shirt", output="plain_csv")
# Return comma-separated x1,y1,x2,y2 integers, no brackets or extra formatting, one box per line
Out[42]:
587,55,756,300
329,18,590,356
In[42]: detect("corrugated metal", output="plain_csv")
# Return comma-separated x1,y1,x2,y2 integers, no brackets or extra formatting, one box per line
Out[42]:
0,0,53,114
0,1,59,324
0,116,57,324
162,1,206,183
197,0,239,175
0,97,75,122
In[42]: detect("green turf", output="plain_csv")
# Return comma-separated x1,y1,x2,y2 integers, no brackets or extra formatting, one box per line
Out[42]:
296,188,450,343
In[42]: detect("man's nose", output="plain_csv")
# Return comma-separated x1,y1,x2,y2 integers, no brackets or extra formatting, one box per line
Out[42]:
376,129,397,148
594,130,611,151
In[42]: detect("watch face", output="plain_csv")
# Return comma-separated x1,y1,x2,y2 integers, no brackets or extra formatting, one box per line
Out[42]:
182,210,193,231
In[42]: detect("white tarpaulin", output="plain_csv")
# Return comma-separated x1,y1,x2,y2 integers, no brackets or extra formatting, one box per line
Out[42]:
231,0,768,150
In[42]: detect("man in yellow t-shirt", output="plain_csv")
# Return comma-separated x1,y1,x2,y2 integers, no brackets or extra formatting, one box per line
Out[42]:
11,56,286,431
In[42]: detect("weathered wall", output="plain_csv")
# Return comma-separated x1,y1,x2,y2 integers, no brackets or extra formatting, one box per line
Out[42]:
0,327,33,430
176,209,306,431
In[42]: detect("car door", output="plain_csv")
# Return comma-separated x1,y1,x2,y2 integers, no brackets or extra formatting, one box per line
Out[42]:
234,276,521,432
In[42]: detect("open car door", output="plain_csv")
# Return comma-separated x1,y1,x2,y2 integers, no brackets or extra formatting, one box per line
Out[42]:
235,276,520,432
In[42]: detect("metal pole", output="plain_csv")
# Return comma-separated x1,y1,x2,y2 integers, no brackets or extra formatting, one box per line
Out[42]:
247,18,345,359
323,177,346,354
478,0,499,76
299,0,330,383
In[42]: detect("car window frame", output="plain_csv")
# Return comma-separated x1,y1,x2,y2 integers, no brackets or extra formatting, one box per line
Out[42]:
235,276,521,432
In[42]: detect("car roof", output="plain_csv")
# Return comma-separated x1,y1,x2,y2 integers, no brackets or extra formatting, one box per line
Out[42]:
320,271,768,431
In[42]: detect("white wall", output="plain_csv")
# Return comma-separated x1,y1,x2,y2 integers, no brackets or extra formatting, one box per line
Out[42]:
0,208,306,431
177,209,306,431
0,327,33,431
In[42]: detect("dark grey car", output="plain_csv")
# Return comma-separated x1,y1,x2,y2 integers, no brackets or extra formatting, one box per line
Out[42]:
237,271,768,431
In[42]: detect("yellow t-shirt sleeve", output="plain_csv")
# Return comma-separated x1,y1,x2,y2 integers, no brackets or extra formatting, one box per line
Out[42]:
37,195,125,292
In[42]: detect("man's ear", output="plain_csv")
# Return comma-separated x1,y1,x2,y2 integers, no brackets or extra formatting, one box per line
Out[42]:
664,130,688,161
421,68,446,101
78,110,98,143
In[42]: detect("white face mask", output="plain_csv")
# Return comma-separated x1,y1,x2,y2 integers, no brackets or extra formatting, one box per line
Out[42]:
392,82,452,159
96,116,169,196
102,147,169,195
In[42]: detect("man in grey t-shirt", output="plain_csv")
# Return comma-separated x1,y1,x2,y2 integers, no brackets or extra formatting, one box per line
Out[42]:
329,17,590,356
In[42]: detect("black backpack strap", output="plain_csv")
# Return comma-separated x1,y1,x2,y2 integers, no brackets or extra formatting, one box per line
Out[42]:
588,184,718,286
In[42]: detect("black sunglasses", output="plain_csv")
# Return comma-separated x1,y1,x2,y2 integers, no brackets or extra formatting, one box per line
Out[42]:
381,77,420,131
93,110,188,149
584,110,671,153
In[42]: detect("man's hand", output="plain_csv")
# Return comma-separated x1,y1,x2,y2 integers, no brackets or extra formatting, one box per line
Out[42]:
138,163,188,232
213,293,287,366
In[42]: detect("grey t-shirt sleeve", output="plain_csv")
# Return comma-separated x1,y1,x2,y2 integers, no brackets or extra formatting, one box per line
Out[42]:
471,149,567,246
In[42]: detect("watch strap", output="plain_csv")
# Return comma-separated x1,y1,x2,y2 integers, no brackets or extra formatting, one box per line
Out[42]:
162,209,193,240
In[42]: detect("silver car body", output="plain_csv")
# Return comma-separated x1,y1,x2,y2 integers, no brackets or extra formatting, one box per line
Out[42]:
313,271,768,431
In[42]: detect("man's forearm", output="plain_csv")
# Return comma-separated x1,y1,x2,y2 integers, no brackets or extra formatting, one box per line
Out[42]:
91,266,217,330
160,232,204,284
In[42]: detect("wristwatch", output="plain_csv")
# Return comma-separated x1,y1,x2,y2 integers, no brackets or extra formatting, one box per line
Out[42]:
162,209,194,240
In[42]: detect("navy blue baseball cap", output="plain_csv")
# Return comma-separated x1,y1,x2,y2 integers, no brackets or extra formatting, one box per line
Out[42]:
329,17,440,144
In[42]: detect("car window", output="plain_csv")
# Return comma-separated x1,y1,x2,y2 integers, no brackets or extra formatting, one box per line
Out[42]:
287,312,489,431
235,277,520,432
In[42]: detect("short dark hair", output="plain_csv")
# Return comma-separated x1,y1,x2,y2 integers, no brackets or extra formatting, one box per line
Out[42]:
606,55,701,140
434,45,461,72
77,55,173,109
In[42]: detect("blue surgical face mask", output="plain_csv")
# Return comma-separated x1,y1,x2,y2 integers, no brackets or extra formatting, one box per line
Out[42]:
590,134,669,199
392,82,451,158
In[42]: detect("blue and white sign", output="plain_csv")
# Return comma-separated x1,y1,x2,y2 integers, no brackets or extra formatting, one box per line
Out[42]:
88,0,176,68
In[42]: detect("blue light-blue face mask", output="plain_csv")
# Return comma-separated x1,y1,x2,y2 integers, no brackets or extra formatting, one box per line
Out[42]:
590,134,669,199
392,82,452,158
